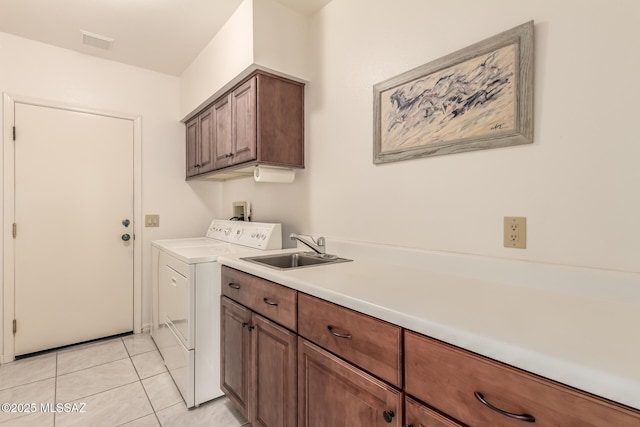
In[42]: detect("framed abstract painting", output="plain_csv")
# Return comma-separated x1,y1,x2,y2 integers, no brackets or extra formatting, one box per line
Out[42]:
373,21,534,164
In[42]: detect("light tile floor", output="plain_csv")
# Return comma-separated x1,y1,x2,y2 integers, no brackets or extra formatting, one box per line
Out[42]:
0,334,249,427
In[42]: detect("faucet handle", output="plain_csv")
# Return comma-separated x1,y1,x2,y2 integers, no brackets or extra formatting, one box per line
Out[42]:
317,237,326,246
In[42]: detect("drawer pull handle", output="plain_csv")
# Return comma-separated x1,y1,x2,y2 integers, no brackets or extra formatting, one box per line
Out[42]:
228,283,241,290
474,392,536,423
263,298,278,306
327,325,352,339
382,410,395,423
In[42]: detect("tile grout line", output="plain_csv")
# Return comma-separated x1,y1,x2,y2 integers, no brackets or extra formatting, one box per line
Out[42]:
56,336,159,378
0,353,57,393
56,355,131,378
128,339,163,426
3,336,168,427
54,339,145,413
57,344,158,379
56,339,132,377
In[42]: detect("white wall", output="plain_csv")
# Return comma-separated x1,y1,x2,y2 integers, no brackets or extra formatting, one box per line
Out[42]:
179,0,254,119
180,0,310,121
220,0,640,273
0,32,220,351
252,0,310,81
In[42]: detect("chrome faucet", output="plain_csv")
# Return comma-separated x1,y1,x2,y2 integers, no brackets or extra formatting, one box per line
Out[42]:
290,233,326,254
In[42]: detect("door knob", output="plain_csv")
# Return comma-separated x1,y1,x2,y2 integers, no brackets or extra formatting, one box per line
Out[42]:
122,219,130,227
122,234,131,241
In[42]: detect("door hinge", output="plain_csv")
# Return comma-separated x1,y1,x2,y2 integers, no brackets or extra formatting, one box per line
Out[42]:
13,319,17,334
13,126,16,141
12,223,17,238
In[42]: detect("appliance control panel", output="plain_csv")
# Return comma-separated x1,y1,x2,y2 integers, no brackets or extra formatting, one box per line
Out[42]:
206,220,282,250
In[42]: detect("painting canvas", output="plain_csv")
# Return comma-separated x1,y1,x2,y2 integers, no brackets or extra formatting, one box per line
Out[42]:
373,21,533,164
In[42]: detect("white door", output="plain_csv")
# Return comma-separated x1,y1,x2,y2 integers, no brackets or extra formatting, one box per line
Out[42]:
13,102,134,356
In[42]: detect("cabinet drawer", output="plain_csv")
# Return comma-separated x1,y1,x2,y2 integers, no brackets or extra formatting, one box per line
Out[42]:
405,396,464,427
298,293,402,387
405,331,640,427
222,267,297,331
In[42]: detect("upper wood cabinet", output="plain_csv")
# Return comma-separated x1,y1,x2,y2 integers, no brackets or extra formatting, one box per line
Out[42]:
186,71,304,179
185,116,199,177
185,105,216,176
212,94,233,170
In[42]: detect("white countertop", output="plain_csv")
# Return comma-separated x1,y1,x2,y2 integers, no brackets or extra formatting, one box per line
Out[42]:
217,239,640,411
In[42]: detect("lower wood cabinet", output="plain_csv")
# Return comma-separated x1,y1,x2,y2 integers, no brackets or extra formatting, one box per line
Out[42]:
221,296,251,419
298,338,403,427
252,313,297,427
297,293,402,388
404,397,464,427
221,295,297,427
220,267,640,427
405,331,640,427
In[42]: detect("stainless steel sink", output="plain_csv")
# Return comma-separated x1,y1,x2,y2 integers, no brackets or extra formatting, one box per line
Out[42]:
241,252,352,270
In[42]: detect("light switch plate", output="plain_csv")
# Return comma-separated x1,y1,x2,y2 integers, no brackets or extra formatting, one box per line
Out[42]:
145,214,160,227
504,216,526,249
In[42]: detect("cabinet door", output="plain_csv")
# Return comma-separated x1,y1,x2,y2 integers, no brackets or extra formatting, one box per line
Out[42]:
213,94,233,169
232,76,257,164
405,397,464,427
251,314,297,427
298,338,402,427
197,106,215,173
221,296,252,419
185,116,199,177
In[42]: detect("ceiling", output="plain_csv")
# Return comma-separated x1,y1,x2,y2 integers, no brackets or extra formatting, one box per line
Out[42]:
0,0,331,76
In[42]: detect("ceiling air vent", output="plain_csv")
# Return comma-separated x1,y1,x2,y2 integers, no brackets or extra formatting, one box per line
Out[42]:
80,30,114,50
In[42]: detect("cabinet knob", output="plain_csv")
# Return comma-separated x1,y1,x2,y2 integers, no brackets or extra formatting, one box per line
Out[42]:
383,410,395,423
241,322,254,331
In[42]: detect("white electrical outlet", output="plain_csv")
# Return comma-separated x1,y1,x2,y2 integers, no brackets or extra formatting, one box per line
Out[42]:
504,216,526,249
